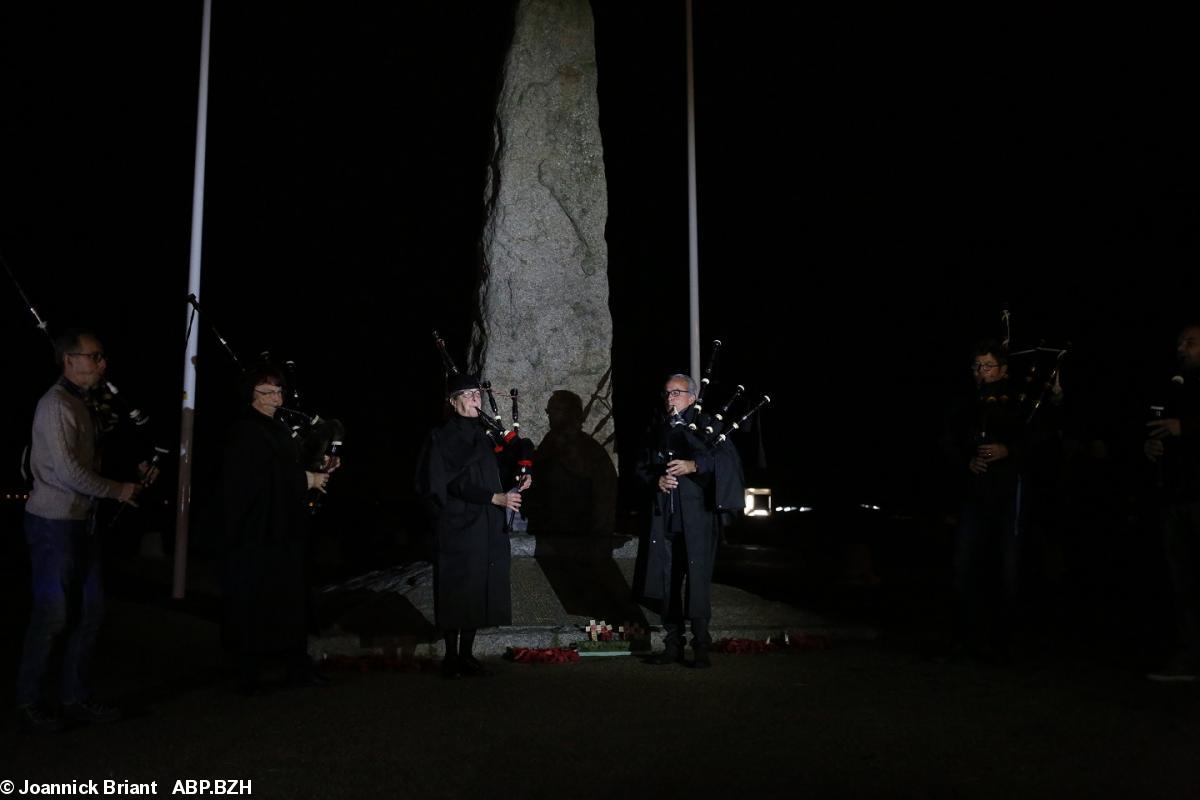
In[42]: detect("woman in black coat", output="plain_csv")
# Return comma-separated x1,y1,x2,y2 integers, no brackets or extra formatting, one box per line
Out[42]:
221,364,333,694
416,374,528,678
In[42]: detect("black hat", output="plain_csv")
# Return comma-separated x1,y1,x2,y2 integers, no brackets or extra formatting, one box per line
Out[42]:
446,373,481,397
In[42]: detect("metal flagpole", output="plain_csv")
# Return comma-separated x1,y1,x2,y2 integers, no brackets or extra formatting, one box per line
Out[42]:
685,0,700,382
174,0,213,599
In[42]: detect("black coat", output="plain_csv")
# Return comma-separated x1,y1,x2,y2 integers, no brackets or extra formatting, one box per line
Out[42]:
220,409,311,655
941,378,1027,502
635,406,745,618
416,413,511,630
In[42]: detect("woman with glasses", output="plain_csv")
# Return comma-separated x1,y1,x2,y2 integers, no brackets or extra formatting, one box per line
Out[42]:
220,363,333,695
415,373,527,678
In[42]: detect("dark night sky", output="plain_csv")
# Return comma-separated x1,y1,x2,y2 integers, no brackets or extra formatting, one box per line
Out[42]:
2,3,1198,546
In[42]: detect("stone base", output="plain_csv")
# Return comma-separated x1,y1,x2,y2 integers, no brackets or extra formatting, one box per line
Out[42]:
310,536,875,659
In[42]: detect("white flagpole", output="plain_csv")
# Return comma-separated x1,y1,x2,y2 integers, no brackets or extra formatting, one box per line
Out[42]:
174,0,213,599
685,0,700,382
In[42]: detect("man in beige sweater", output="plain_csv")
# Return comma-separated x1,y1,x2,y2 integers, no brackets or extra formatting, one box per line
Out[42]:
16,329,144,732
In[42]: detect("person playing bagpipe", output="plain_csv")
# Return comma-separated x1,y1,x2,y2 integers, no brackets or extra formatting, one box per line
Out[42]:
415,373,530,678
635,373,745,669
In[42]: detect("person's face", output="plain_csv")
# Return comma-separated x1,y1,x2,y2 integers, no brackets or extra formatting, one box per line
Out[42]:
251,381,285,417
971,353,1007,385
62,335,107,390
451,388,482,418
1177,327,1200,372
663,378,696,414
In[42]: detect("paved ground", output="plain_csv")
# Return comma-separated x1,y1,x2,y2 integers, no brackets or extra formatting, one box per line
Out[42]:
2,506,1196,799
2,591,1199,799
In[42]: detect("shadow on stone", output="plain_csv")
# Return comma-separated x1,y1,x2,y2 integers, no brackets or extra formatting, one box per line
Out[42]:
523,389,617,539
533,555,648,630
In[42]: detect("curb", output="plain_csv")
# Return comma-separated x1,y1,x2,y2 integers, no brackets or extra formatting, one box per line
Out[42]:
312,621,877,659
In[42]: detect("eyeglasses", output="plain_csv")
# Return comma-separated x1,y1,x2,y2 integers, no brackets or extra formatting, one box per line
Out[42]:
254,388,285,397
971,362,1001,371
67,351,106,364
662,389,693,398
453,390,482,400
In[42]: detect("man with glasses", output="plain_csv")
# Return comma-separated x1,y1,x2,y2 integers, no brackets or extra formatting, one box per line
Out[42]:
16,329,146,732
941,340,1028,662
636,373,744,668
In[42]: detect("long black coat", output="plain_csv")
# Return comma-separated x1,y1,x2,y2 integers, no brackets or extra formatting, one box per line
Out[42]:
635,406,745,618
221,409,311,655
415,413,511,630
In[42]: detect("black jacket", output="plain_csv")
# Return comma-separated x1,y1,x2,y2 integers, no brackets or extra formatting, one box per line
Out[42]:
220,409,311,655
634,405,745,618
415,413,511,630
941,378,1027,502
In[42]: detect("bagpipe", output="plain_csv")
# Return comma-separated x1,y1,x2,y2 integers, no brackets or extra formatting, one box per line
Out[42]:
652,339,772,472
5,251,168,498
995,304,1068,427
185,294,346,510
432,329,533,491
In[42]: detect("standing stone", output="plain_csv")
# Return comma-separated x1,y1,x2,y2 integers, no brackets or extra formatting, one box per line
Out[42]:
474,0,615,462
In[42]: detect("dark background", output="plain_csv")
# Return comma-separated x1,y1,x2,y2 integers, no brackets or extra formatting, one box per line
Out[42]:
2,3,1197,570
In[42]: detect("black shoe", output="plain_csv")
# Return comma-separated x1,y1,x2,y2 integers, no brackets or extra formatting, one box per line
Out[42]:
441,655,463,679
459,655,493,677
17,704,65,733
690,647,712,669
647,644,686,665
62,701,122,724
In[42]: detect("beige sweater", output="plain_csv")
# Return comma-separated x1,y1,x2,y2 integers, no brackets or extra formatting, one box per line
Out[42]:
25,380,124,521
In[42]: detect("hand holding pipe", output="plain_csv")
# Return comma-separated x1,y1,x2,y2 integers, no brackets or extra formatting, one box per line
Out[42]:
108,446,170,528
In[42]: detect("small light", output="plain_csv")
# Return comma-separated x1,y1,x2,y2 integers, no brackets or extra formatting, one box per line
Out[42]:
859,504,881,511
744,488,772,517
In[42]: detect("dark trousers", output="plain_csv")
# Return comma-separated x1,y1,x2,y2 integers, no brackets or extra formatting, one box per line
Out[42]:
953,488,1025,653
16,512,104,707
660,528,711,649
1163,502,1200,662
